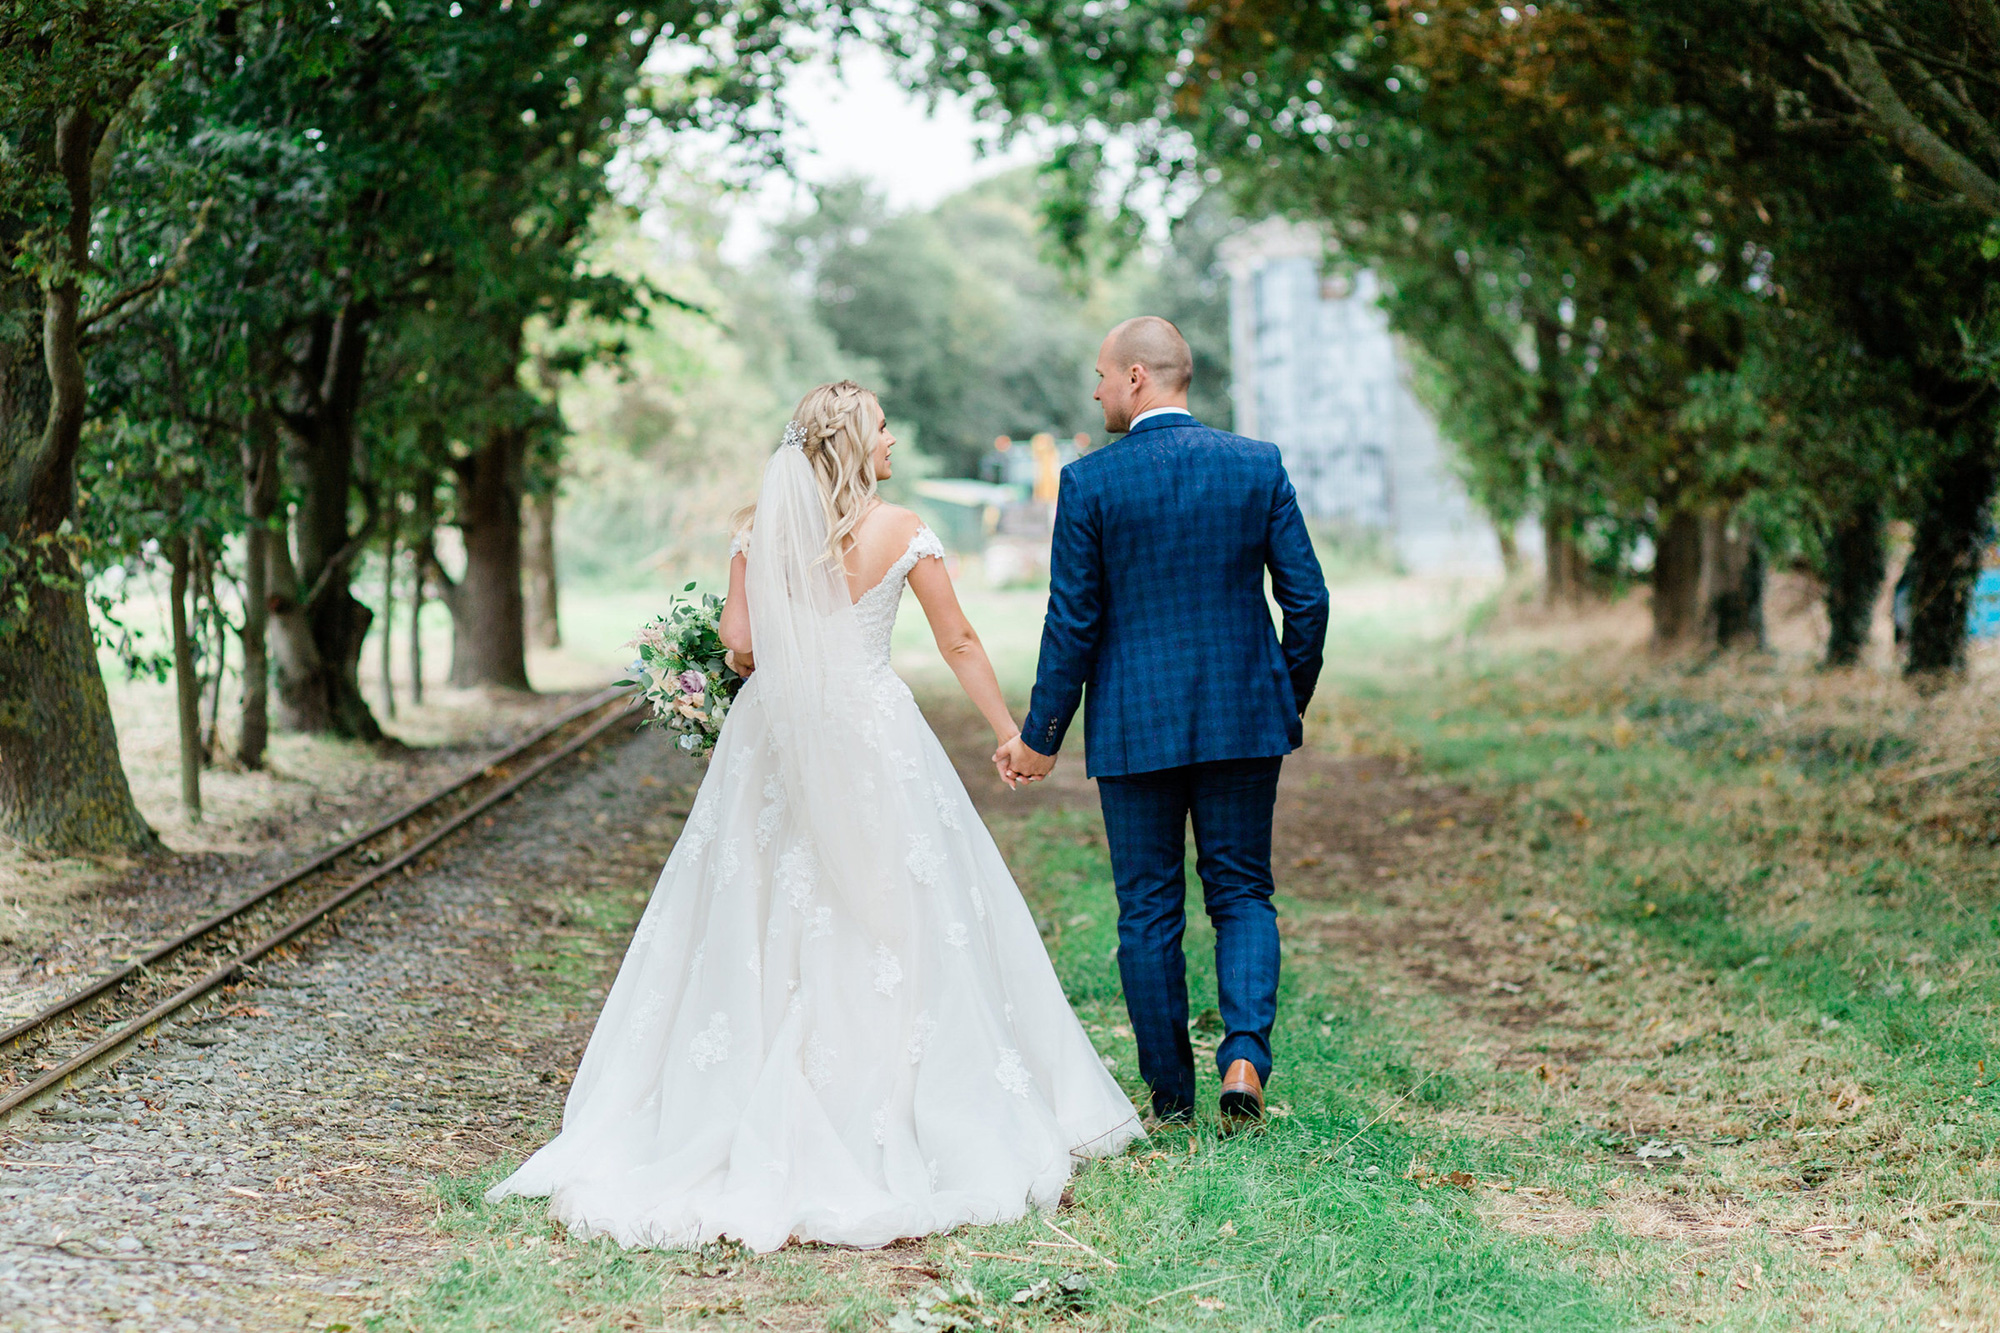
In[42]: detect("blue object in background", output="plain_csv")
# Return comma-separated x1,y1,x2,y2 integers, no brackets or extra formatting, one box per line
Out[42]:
1971,568,2000,639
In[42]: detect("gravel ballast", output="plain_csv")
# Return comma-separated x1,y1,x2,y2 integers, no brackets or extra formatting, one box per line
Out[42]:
0,724,692,1332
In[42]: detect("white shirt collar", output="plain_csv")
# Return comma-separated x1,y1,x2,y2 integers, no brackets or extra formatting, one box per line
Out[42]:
1127,406,1193,430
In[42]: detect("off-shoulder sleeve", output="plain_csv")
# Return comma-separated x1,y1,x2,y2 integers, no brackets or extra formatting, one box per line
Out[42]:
909,524,945,562
730,528,750,558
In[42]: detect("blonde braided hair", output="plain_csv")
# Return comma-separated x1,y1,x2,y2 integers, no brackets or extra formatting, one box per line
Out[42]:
732,380,883,568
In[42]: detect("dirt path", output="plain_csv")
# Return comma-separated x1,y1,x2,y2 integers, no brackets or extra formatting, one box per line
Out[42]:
927,692,1893,1318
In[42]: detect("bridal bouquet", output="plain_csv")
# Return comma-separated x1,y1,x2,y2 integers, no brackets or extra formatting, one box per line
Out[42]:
622,583,743,757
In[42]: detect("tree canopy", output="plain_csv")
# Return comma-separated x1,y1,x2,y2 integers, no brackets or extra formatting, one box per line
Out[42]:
0,0,817,850
899,0,2000,667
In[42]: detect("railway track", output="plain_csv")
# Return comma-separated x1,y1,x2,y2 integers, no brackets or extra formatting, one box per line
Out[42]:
0,685,642,1125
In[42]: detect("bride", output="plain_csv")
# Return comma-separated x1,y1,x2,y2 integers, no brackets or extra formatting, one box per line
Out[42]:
489,380,1144,1252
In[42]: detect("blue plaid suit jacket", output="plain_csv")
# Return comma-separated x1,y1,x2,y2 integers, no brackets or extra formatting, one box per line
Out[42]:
1020,412,1330,778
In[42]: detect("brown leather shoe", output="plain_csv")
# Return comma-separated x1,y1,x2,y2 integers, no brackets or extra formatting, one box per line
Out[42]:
1219,1059,1264,1122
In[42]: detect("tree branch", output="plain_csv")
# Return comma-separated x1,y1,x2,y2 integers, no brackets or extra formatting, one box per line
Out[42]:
1806,5,2000,216
1861,6,2000,169
1886,30,2000,169
79,199,214,334
1955,0,2000,59
297,484,378,614
1929,66,2000,168
1827,8,2000,95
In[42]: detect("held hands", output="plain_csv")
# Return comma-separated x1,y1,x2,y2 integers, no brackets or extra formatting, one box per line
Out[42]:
992,734,1056,790
725,649,754,678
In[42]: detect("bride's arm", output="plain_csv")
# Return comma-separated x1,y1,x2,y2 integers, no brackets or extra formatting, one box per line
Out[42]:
719,551,753,673
907,554,1018,746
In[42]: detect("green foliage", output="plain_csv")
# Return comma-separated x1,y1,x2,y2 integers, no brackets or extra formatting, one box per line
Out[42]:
899,0,2000,656
2,0,845,772
778,172,1235,476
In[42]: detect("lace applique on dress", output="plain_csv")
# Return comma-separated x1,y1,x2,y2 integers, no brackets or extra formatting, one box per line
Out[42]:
932,783,962,831
871,674,911,719
944,922,969,949
679,794,719,860
871,1104,890,1146
853,524,946,669
755,774,786,850
777,843,818,911
629,987,668,1042
713,838,742,892
907,1011,938,1064
872,944,904,997
967,881,987,921
906,834,944,887
690,1013,732,1069
804,1033,836,1089
993,1048,1031,1098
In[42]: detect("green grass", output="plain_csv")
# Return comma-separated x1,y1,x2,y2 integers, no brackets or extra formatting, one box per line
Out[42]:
376,801,1641,1332
377,578,2000,1329
1341,651,2000,1133
1312,638,2000,1327
947,811,1637,1332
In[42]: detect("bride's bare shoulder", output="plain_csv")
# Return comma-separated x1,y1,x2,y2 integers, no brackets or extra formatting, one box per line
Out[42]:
858,503,924,546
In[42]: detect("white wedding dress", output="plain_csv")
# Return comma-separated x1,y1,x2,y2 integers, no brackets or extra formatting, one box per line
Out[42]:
490,453,1142,1253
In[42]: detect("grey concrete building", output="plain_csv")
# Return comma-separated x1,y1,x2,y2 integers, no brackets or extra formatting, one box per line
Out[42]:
1220,220,1514,575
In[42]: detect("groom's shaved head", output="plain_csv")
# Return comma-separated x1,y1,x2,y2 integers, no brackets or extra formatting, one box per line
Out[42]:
1105,316,1193,392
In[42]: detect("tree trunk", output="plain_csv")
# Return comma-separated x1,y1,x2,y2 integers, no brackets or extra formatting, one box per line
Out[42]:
1531,325,1585,608
379,501,398,720
1541,505,1587,607
0,579,157,852
270,304,384,741
1704,512,1765,650
195,542,228,765
1653,506,1765,652
444,423,532,691
265,506,332,733
525,487,561,650
410,477,433,706
1651,508,1705,650
1905,431,1999,679
237,402,278,769
0,105,154,854
1822,498,1886,668
168,535,202,823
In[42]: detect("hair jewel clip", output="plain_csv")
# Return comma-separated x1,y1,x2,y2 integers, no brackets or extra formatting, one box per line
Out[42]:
781,421,807,451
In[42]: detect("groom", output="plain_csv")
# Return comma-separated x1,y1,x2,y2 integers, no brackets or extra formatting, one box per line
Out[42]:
997,317,1329,1125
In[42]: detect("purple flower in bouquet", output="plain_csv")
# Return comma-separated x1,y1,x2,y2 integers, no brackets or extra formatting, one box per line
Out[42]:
623,584,743,759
